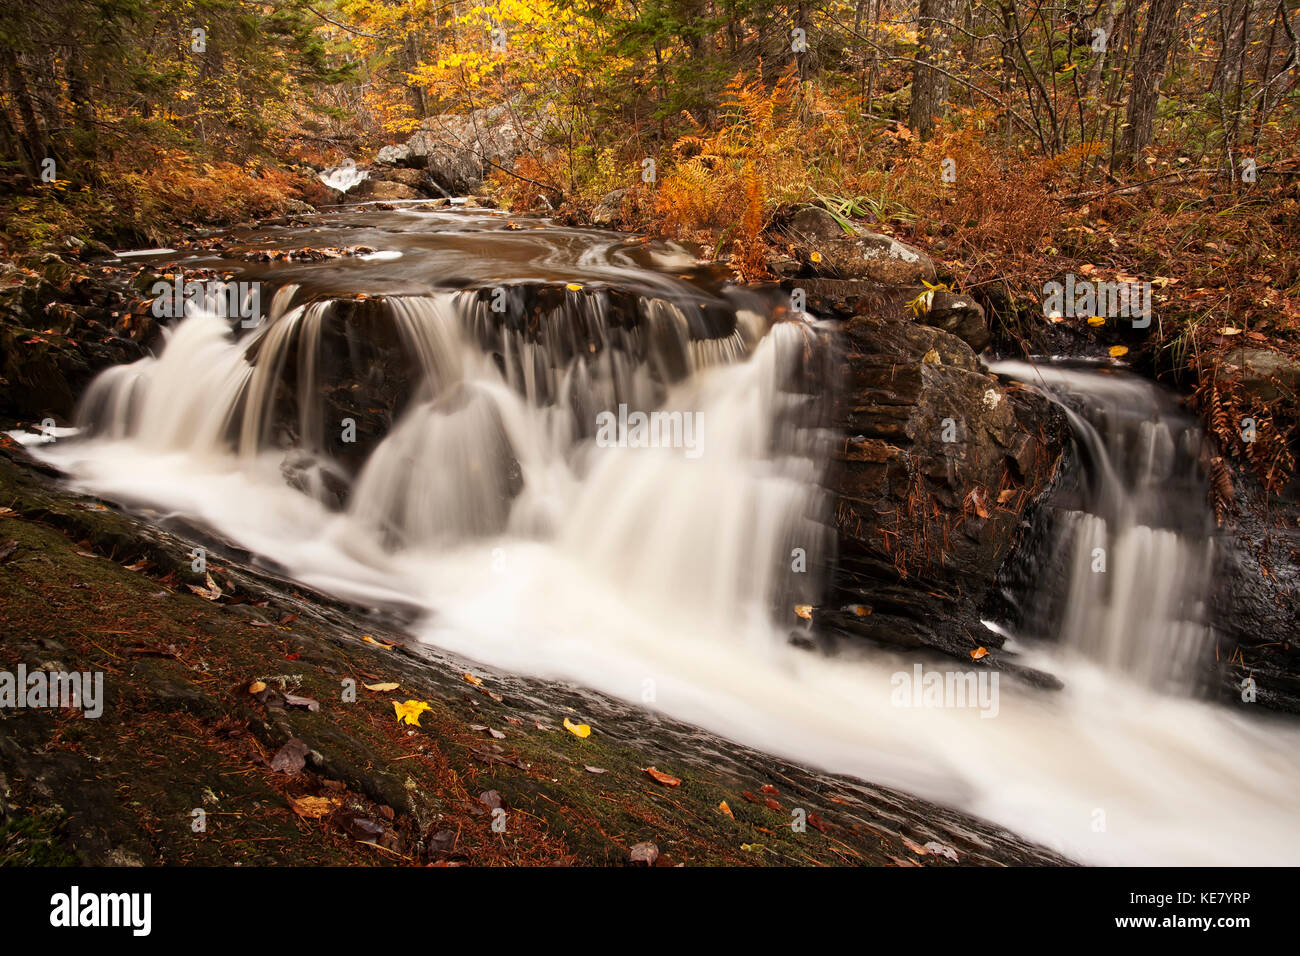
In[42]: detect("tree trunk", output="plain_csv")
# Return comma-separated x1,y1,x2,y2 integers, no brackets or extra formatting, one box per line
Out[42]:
1118,0,1184,167
909,0,956,139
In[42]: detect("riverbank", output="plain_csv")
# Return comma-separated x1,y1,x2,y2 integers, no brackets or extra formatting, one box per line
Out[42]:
0,445,1067,866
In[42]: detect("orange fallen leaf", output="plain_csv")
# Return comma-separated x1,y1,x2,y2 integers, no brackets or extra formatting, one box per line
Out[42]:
462,672,483,686
644,766,681,787
291,795,339,819
970,647,989,660
719,800,734,819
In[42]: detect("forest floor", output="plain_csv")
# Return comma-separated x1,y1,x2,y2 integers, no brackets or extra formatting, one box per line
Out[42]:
0,444,1068,867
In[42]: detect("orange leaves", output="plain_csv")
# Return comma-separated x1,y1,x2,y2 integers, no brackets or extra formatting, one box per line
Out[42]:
643,766,681,787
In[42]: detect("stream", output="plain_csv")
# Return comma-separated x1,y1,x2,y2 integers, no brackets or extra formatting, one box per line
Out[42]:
24,201,1300,866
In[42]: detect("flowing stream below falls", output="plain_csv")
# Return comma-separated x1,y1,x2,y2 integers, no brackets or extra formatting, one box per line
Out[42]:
24,202,1300,865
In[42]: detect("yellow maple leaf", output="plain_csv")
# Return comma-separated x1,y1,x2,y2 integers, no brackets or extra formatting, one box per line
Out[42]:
563,717,591,738
394,699,432,726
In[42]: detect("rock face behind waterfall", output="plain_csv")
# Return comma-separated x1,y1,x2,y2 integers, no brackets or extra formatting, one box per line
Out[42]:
821,318,1066,663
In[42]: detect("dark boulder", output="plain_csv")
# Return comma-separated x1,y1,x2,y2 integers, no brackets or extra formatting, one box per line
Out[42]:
820,318,1066,663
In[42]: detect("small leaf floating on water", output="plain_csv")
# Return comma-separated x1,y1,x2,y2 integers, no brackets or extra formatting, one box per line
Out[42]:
643,766,680,787
563,717,591,738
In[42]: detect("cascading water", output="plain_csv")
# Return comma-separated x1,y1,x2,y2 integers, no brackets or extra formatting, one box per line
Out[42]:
29,204,1300,865
988,360,1217,694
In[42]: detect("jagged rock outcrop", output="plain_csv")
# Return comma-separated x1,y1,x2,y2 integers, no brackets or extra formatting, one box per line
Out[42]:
377,102,544,195
819,318,1066,667
783,206,937,286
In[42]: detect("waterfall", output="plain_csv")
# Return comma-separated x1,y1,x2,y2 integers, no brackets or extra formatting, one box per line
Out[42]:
989,360,1216,693
31,209,1300,865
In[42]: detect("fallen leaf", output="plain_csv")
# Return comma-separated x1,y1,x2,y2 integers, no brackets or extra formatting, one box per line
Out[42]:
565,283,583,291
563,717,591,738
462,672,483,686
1087,315,1106,327
970,646,989,660
740,843,765,852
793,604,813,621
363,681,399,692
270,738,310,774
248,680,267,694
921,347,941,364
394,699,432,726
719,801,734,819
630,842,659,865
187,571,222,601
924,840,960,861
1108,345,1129,358
283,693,320,712
760,784,778,795
644,766,681,787
488,728,506,739
584,765,608,774
290,795,338,819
